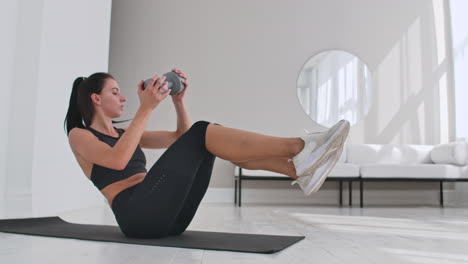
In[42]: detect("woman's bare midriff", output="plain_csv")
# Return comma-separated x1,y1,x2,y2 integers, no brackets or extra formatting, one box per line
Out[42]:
101,173,146,207
71,144,146,207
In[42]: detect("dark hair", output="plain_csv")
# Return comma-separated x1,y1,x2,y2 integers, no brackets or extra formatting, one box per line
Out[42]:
63,72,115,135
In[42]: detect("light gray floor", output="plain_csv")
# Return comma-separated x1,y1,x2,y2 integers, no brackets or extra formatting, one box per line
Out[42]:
1,202,468,264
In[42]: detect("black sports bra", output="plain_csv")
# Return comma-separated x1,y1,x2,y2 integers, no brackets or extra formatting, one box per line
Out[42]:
86,127,147,190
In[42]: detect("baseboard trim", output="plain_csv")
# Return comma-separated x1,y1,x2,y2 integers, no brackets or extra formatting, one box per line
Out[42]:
202,187,468,206
2,189,466,212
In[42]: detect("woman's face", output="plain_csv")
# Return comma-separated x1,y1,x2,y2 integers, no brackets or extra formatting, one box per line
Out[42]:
96,78,127,118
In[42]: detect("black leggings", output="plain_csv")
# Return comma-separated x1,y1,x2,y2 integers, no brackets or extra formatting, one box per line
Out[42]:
111,120,219,238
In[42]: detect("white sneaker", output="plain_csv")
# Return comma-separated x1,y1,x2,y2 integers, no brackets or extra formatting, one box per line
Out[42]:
292,143,345,195
290,120,350,177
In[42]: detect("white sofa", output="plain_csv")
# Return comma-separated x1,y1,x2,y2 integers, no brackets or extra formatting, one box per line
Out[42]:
234,143,468,207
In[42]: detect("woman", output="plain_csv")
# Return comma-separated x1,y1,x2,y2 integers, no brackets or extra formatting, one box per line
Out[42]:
64,69,349,238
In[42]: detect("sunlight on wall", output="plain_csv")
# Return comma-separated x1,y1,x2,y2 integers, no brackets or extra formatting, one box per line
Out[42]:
374,0,455,144
406,18,424,98
450,0,468,141
439,73,449,142
418,102,426,142
403,18,425,143
432,0,450,143
432,0,447,65
375,16,429,143
376,42,403,138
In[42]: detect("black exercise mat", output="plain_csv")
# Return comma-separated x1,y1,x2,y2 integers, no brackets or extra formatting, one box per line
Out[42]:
0,216,304,254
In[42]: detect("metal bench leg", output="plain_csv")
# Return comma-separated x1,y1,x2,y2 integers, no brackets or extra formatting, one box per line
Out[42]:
440,181,444,207
349,180,352,206
239,175,242,207
234,178,237,205
360,179,363,208
339,180,343,206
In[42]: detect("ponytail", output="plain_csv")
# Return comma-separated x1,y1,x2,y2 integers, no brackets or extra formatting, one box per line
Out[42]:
64,77,87,135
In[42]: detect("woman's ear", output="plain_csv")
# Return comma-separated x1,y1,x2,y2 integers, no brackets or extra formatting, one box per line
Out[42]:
90,93,101,105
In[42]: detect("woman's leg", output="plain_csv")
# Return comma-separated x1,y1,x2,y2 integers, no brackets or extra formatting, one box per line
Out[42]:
115,121,215,238
168,152,216,235
205,124,304,162
114,121,304,237
232,157,298,179
168,140,300,236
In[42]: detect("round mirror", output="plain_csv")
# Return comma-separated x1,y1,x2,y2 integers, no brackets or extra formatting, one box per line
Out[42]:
296,50,373,128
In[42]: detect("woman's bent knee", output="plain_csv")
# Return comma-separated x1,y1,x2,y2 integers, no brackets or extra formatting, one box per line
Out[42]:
191,121,222,129
188,121,222,136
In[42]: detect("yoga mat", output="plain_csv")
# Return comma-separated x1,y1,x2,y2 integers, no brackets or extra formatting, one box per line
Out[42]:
0,216,304,254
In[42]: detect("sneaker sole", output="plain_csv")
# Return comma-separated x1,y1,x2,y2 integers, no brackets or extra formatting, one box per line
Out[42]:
299,120,350,177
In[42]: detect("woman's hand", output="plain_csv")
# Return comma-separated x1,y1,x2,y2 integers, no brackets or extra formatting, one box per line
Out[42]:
171,68,189,103
137,74,171,110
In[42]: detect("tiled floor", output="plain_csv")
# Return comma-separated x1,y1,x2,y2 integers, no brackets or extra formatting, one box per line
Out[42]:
1,202,468,263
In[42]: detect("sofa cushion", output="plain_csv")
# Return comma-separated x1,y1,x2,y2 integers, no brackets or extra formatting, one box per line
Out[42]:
360,164,468,179
328,163,360,177
234,162,359,179
234,167,286,178
431,141,468,166
347,144,433,164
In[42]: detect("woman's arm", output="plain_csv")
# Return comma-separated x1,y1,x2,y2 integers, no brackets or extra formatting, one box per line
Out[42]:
171,68,191,136
174,100,191,137
134,101,190,149
111,106,152,169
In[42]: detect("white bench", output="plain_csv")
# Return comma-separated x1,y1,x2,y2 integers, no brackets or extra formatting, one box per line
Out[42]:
234,143,468,207
234,146,360,206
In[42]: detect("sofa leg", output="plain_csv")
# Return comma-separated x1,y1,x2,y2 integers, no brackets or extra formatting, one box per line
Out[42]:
440,181,444,207
360,179,363,208
349,180,352,206
234,178,237,205
339,181,343,206
239,176,242,207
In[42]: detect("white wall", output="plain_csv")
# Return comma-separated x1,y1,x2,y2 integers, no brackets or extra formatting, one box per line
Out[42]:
31,0,113,216
109,0,457,189
0,0,18,204
0,0,112,216
1,0,45,215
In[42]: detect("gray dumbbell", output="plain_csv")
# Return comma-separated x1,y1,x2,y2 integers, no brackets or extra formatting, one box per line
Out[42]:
142,71,185,95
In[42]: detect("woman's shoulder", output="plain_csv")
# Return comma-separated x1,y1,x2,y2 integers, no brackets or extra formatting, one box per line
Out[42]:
70,126,93,133
69,126,87,135
68,127,95,141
